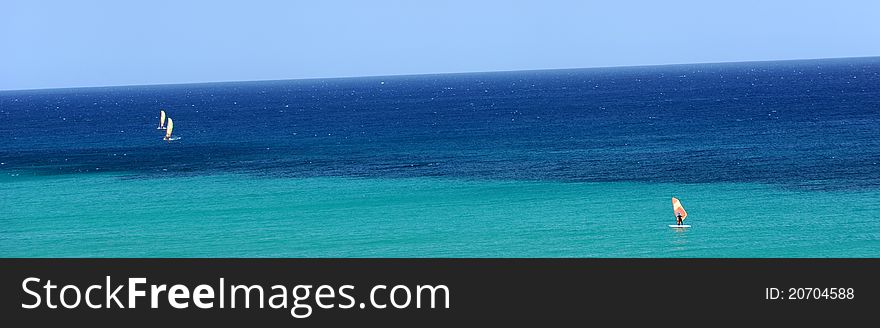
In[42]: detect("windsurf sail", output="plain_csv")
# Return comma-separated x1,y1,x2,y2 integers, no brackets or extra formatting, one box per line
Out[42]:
672,197,688,221
159,110,166,129
165,118,174,140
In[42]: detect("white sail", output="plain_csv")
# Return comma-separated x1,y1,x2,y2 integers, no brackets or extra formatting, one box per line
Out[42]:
165,118,174,140
158,110,166,129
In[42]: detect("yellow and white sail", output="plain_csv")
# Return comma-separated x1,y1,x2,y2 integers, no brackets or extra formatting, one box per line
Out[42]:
672,197,688,221
158,110,167,129
164,118,174,140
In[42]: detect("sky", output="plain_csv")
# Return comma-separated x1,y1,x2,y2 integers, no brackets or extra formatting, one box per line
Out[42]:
2,0,879,90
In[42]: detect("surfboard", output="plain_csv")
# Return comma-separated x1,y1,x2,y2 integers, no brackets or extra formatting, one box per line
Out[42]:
668,225,691,228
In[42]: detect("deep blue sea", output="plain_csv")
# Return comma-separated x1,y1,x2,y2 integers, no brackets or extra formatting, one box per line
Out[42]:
1,57,879,257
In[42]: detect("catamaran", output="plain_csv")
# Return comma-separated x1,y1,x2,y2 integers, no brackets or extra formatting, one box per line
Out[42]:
158,110,167,130
164,117,175,141
669,197,690,228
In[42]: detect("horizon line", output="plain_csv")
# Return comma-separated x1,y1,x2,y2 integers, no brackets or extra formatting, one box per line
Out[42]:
2,55,878,93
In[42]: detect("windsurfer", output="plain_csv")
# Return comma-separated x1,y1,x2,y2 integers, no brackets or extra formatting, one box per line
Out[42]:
164,117,174,141
672,197,687,227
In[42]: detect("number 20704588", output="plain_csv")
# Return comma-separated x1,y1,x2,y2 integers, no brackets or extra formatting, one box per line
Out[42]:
765,288,854,300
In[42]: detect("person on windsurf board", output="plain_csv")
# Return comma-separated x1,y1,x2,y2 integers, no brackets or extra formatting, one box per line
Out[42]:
158,110,167,130
671,197,688,227
164,117,174,141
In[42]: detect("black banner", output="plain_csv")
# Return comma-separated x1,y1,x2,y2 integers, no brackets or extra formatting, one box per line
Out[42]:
1,259,876,325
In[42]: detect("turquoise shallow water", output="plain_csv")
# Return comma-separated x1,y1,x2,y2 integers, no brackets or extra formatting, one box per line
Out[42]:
2,173,878,257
